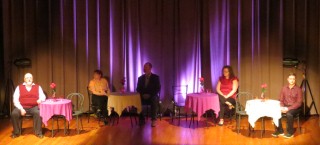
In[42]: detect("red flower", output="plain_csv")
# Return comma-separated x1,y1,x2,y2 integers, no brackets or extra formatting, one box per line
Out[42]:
261,83,267,93
199,77,204,82
50,83,56,93
121,77,126,86
50,83,56,89
261,83,267,88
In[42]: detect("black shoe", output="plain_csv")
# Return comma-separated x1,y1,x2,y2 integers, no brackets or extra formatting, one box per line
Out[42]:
139,119,145,126
104,119,109,125
283,133,294,139
271,131,284,137
11,134,19,138
37,134,44,139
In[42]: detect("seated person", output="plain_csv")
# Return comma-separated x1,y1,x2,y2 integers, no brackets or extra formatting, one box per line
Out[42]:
136,62,161,127
88,70,110,125
11,73,46,138
272,73,302,139
216,65,239,126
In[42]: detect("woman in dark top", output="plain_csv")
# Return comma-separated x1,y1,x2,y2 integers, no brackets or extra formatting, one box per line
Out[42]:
216,65,239,126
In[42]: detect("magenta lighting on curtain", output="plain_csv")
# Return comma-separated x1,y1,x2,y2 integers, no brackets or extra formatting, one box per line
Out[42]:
209,0,231,88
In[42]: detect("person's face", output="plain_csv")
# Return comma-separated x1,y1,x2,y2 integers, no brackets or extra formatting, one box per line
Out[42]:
93,73,101,79
223,68,230,77
143,64,152,74
24,74,33,86
287,75,296,85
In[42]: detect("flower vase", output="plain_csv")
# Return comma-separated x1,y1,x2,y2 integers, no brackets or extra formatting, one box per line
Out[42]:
260,92,265,102
200,86,205,93
52,92,57,101
120,86,125,93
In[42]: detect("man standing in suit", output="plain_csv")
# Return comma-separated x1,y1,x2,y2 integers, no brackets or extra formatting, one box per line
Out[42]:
136,62,161,127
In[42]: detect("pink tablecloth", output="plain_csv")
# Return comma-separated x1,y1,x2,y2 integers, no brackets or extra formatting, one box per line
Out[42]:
185,93,220,121
40,99,73,126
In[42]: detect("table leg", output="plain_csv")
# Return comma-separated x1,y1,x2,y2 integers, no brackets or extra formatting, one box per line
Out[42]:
64,118,67,135
51,117,54,137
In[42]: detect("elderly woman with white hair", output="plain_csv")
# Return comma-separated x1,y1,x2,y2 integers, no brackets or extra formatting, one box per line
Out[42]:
10,73,46,138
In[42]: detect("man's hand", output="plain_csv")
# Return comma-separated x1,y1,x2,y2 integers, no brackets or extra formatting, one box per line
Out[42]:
281,107,288,113
20,109,26,116
37,99,42,104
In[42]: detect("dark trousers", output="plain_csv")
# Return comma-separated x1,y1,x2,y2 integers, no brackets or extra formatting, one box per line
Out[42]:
11,106,43,135
218,94,236,119
276,106,302,135
140,95,158,121
92,94,108,118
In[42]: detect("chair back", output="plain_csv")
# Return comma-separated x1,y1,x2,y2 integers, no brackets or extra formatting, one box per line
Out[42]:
235,92,253,112
67,93,85,112
172,85,188,105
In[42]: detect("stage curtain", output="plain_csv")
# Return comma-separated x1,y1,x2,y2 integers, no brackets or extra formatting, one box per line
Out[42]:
2,0,319,114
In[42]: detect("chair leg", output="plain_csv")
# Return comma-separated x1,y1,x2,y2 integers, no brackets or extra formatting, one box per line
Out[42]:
80,116,84,131
130,113,133,127
19,119,22,135
171,105,175,123
87,113,90,123
189,112,193,128
77,116,79,134
206,112,208,127
298,116,301,133
178,108,181,125
237,115,240,134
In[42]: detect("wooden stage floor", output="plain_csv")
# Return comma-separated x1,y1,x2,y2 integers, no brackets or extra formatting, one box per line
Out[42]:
0,115,319,145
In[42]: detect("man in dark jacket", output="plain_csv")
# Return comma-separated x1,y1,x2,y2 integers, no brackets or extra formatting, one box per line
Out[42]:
136,62,161,127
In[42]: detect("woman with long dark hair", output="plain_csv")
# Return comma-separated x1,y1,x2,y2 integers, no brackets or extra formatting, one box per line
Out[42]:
216,65,239,126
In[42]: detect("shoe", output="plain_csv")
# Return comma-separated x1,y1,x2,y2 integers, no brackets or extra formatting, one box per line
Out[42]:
103,120,109,125
218,120,224,126
283,134,294,139
139,119,145,126
271,131,284,137
151,120,156,127
11,134,19,138
37,134,44,139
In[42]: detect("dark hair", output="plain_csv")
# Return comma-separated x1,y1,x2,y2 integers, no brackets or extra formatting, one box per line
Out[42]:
94,69,103,78
288,73,296,78
221,65,235,79
145,62,153,68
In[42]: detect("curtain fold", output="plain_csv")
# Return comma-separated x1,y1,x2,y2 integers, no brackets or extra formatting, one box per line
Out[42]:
2,0,319,113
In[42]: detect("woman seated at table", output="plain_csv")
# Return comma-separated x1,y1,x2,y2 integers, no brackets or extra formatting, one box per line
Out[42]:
216,65,239,126
88,70,110,125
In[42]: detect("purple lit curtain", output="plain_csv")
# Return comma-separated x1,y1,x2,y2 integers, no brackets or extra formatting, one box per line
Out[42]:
2,0,320,113
110,0,202,104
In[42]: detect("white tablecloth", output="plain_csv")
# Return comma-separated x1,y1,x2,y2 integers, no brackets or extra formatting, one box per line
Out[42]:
245,99,281,128
107,92,142,116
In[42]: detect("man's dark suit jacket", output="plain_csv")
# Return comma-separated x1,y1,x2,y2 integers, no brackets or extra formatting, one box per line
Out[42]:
136,73,161,98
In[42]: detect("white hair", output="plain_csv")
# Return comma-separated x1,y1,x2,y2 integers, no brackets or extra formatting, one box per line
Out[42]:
24,73,33,79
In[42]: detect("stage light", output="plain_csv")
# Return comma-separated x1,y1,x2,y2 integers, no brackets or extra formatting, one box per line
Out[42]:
13,58,31,67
